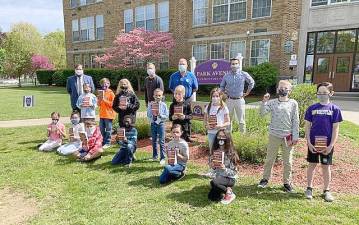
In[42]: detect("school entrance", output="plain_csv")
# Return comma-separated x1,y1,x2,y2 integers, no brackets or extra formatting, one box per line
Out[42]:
304,29,359,92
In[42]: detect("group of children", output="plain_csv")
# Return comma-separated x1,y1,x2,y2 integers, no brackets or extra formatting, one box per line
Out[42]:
38,76,343,204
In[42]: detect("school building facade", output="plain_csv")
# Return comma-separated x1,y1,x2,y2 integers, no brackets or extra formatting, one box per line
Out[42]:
63,0,302,78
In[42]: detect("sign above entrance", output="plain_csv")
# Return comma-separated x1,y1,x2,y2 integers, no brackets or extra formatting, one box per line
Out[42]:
194,59,231,85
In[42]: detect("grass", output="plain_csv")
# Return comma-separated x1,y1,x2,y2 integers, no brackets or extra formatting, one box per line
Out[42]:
1,125,359,225
340,121,359,146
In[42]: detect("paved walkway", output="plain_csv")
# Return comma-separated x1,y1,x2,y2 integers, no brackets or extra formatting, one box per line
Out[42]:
0,101,357,128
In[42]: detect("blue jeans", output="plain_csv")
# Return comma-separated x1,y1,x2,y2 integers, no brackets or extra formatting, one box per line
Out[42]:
151,122,165,160
112,143,136,165
208,133,216,153
159,164,185,184
100,118,113,145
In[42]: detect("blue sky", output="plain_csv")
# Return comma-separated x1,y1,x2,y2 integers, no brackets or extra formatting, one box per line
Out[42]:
0,0,64,34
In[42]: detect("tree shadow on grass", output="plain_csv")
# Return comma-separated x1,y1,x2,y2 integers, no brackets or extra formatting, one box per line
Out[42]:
85,160,162,174
127,175,161,189
166,184,212,207
18,140,44,145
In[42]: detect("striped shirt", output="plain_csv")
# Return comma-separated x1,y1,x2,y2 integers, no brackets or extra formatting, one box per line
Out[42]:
220,70,255,98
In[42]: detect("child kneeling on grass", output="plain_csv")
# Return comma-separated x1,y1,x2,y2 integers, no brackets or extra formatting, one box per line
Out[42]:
57,111,85,155
257,80,299,193
304,82,343,202
39,112,66,151
159,124,189,184
112,115,138,167
73,120,103,162
208,129,239,205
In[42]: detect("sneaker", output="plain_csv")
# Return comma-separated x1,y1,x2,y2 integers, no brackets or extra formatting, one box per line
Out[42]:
126,163,132,168
221,193,236,205
177,172,186,181
202,170,215,178
132,153,137,161
160,159,166,166
102,144,111,149
258,179,268,188
305,187,313,200
149,157,158,161
323,190,334,202
283,183,294,193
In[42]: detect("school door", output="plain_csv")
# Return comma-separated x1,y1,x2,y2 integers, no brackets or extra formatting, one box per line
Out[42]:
314,53,353,92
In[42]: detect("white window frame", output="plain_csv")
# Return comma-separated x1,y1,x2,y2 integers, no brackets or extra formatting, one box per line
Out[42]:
192,44,208,64
72,19,79,42
251,0,272,19
158,1,170,32
250,39,270,66
90,54,97,68
145,4,156,31
193,0,209,26
96,15,104,40
80,16,95,41
210,42,226,59
230,40,246,59
212,0,247,24
310,0,358,7
124,9,133,33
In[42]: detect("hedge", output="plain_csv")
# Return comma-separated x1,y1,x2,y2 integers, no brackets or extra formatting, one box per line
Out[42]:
36,70,56,85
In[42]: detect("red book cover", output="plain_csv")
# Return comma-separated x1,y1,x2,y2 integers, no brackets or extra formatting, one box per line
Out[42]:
284,134,293,147
167,147,177,166
117,128,125,141
79,132,88,146
208,115,217,128
151,102,159,116
69,127,75,142
97,90,104,99
314,136,328,151
212,150,224,168
174,105,183,116
83,96,90,107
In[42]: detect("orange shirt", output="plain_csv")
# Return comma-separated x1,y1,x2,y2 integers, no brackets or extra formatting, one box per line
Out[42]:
98,89,116,119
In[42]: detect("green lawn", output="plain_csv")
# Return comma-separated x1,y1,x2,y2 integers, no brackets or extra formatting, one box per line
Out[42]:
0,125,359,225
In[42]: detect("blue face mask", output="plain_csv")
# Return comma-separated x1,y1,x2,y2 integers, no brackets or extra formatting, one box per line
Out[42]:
71,118,80,125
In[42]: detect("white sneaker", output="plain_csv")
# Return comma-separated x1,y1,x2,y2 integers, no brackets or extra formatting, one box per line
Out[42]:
102,144,111,149
221,193,236,205
305,188,313,200
160,159,166,166
323,191,334,202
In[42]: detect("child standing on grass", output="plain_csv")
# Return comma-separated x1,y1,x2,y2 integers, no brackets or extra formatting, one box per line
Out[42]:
39,112,66,151
73,120,103,162
159,124,189,184
257,80,299,193
98,78,116,149
57,111,84,155
304,82,342,202
208,129,239,204
169,85,193,142
147,88,169,165
112,115,138,167
76,83,97,122
112,79,140,127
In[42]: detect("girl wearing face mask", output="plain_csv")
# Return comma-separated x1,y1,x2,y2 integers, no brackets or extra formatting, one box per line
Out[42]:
97,78,116,149
208,130,239,205
112,79,140,128
39,112,66,152
57,111,85,155
303,82,342,202
112,115,138,167
76,83,97,122
73,120,103,162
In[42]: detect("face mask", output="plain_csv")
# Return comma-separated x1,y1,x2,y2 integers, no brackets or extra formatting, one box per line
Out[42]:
121,86,128,90
212,97,220,104
147,69,155,77
231,64,240,72
86,126,96,137
218,139,225,146
178,65,187,73
84,89,90,93
278,89,289,97
52,119,58,124
154,96,162,101
317,94,330,103
75,70,83,76
125,122,131,128
71,118,80,125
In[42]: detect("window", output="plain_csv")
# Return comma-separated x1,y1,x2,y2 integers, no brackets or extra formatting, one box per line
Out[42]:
307,33,316,54
135,5,155,30
213,0,246,23
83,54,90,68
316,31,335,54
135,6,145,28
160,54,169,70
193,0,208,26
71,0,78,8
250,39,270,65
72,19,79,42
145,4,155,31
158,1,169,32
74,54,81,66
86,0,95,4
79,0,86,6
96,15,104,40
90,54,97,68
192,44,208,64
336,30,356,53
311,0,358,6
252,0,271,18
124,9,133,33
210,43,225,59
230,41,246,59
80,17,95,41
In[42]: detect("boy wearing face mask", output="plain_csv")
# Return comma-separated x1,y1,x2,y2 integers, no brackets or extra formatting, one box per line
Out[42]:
57,111,85,155
97,78,116,149
76,83,97,122
112,79,140,127
147,88,169,165
159,124,189,184
112,116,138,167
39,112,66,151
258,80,299,193
169,85,193,142
73,120,103,162
304,82,342,202
144,63,164,107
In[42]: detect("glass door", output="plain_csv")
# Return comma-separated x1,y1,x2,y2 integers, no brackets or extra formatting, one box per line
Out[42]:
332,54,353,91
314,55,333,85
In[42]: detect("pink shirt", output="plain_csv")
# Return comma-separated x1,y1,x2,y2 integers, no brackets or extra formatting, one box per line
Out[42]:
48,122,65,141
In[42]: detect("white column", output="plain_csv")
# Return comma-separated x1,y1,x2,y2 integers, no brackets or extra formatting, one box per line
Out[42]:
189,56,197,101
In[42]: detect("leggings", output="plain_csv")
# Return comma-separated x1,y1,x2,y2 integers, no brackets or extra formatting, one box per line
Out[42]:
208,176,235,201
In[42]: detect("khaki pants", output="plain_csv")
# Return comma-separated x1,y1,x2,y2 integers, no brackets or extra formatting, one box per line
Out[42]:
263,134,293,184
226,98,246,133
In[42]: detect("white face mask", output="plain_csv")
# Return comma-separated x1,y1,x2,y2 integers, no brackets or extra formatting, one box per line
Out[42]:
75,70,83,76
231,64,240,71
212,97,220,104
317,94,330,103
178,65,187,73
147,69,155,76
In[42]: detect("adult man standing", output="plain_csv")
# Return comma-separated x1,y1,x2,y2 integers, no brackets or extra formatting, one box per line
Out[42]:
144,63,164,107
169,58,198,103
220,58,255,133
66,64,95,112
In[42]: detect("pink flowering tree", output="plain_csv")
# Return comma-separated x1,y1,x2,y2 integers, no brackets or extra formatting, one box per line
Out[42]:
96,28,175,91
31,54,54,71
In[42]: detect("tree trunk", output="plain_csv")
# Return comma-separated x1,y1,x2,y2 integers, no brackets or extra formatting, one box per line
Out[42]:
137,75,141,92
18,75,22,87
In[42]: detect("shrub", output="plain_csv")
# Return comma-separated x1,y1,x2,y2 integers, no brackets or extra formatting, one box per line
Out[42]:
112,117,150,140
232,132,268,164
52,70,65,86
191,120,206,135
36,70,55,85
244,62,278,94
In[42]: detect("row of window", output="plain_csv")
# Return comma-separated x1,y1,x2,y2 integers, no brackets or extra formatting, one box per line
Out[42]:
311,0,359,7
70,0,102,8
72,15,104,42
192,39,270,66
193,0,272,26
124,1,169,33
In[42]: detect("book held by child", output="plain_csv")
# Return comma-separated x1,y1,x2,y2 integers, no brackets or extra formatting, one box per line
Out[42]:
212,150,224,168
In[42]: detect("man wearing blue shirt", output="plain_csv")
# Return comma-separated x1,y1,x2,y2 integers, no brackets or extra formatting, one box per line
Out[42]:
220,58,255,133
169,58,198,102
